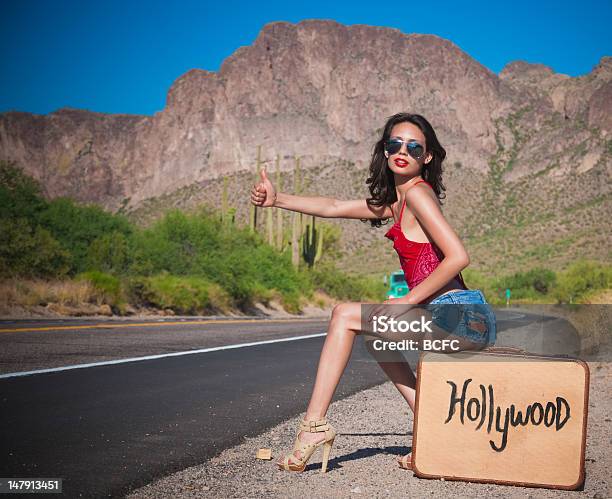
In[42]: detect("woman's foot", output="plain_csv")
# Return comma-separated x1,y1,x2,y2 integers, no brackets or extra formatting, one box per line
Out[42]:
397,453,413,470
276,430,327,468
276,418,336,472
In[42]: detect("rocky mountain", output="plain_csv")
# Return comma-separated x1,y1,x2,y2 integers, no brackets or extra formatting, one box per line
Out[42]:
1,19,610,276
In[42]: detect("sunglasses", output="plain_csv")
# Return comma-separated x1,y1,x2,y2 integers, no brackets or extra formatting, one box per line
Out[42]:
384,138,426,160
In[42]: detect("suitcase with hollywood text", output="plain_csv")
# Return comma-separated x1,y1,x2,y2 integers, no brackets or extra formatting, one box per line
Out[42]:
412,347,589,489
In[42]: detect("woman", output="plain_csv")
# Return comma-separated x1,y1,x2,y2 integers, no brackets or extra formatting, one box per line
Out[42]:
250,112,496,473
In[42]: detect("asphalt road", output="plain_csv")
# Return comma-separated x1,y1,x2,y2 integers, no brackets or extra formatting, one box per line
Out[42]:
0,310,581,498
0,318,390,498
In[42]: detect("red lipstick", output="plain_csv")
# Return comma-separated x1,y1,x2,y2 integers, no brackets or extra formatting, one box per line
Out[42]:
394,158,408,167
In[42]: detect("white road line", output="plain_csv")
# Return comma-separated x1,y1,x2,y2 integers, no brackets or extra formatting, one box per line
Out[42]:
0,333,327,380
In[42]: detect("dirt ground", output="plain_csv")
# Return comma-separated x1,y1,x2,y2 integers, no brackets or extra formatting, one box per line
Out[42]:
128,361,610,499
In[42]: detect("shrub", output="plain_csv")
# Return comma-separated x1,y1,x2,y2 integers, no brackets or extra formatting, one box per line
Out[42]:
127,274,231,314
0,218,71,278
494,267,557,300
128,210,310,309
0,161,132,276
553,260,612,303
38,198,132,273
309,262,386,301
86,231,130,274
0,160,46,220
77,271,124,309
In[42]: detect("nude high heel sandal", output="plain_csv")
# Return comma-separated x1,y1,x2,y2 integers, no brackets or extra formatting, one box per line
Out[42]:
397,453,413,470
277,417,337,473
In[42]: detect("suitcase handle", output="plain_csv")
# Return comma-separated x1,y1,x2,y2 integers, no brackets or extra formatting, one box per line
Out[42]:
480,346,578,361
481,346,527,354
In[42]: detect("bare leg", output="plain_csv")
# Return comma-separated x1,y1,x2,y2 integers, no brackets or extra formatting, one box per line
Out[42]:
366,347,417,469
303,303,361,420
376,361,416,411
373,305,487,469
278,302,418,467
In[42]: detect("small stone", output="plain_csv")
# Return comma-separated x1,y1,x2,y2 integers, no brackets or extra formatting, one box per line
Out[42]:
98,304,112,316
256,448,272,460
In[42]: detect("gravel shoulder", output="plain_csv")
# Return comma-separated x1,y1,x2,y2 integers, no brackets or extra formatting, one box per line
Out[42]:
128,361,610,499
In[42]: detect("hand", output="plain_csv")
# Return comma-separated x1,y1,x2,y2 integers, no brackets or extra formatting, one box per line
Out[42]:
366,298,411,326
250,168,277,208
367,299,390,324
365,296,425,340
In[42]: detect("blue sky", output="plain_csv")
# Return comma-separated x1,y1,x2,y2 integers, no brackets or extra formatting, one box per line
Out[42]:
1,0,610,116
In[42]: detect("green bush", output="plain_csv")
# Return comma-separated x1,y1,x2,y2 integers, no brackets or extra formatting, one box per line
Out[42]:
127,274,230,314
38,198,132,273
77,271,124,309
128,210,220,276
494,267,557,300
128,210,310,308
0,160,46,220
309,262,386,301
0,218,70,278
553,260,612,303
0,161,132,276
86,231,130,274
0,162,70,277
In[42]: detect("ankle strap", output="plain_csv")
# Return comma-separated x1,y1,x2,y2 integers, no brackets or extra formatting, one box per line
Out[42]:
300,418,329,432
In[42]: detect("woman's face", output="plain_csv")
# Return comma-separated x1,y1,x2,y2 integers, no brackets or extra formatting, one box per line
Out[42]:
385,121,432,176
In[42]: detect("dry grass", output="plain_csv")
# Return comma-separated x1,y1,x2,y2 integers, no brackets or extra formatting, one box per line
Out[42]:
0,278,292,318
0,279,107,316
311,290,338,309
581,289,612,304
206,282,233,314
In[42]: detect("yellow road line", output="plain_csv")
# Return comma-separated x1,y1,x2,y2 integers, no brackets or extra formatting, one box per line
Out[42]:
0,318,324,334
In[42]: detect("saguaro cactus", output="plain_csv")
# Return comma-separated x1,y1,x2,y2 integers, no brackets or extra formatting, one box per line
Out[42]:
249,145,262,233
275,154,284,251
220,175,237,226
227,207,236,225
302,215,324,268
291,156,302,268
221,175,229,225
266,182,274,246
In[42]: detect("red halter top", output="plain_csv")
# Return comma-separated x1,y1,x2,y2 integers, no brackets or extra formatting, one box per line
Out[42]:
384,180,468,293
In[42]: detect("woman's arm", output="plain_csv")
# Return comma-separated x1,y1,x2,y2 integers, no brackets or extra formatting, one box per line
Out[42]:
251,169,393,219
275,193,394,220
399,186,470,304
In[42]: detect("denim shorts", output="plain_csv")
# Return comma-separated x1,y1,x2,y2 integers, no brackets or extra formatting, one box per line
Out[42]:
428,289,497,345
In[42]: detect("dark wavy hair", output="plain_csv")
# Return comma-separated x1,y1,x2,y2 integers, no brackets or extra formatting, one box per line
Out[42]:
362,113,447,228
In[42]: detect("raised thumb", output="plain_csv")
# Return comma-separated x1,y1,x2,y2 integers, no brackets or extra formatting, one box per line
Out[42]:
260,168,268,180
